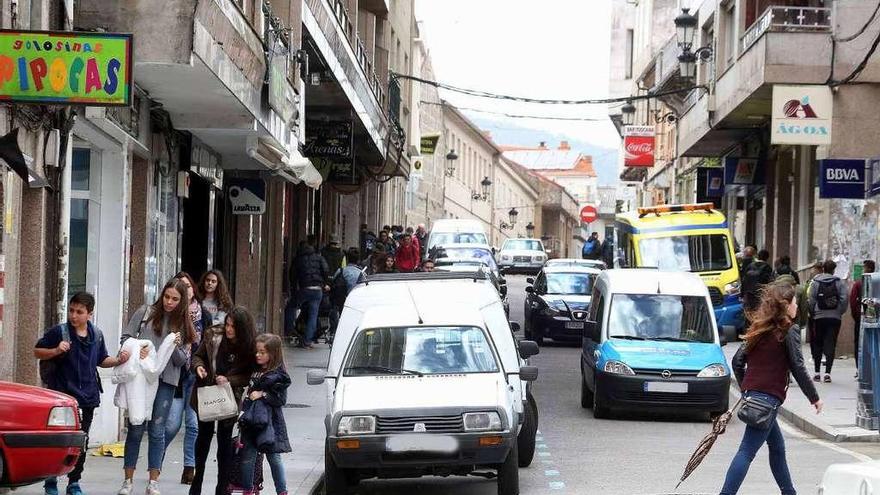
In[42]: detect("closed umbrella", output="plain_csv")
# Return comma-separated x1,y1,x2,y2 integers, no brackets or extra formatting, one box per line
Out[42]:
675,398,743,489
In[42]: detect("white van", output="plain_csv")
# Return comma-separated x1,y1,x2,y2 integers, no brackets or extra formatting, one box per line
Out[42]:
307,271,540,495
426,219,490,257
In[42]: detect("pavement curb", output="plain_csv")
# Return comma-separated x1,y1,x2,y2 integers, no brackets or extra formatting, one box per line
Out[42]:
729,384,880,443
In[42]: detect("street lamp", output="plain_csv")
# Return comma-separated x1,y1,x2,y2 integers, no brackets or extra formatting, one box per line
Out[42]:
674,8,712,80
621,100,636,126
445,149,458,177
500,207,518,230
674,8,698,52
472,176,492,201
678,50,697,79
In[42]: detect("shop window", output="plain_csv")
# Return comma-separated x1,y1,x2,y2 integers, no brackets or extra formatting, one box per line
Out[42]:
69,147,101,296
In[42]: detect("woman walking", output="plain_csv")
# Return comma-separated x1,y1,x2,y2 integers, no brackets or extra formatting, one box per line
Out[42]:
164,272,212,485
721,283,824,495
189,307,256,495
198,269,234,327
119,279,196,495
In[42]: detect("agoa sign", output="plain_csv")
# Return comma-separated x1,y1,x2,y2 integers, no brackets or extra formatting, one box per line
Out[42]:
0,30,133,106
771,85,832,146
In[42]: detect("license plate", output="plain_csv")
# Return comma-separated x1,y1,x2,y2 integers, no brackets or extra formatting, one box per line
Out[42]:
386,435,458,453
644,381,688,393
564,322,584,329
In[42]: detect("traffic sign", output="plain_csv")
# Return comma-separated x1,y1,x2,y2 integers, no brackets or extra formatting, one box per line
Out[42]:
580,205,598,224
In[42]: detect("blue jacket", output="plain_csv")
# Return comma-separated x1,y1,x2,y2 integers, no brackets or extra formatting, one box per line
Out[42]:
35,321,109,407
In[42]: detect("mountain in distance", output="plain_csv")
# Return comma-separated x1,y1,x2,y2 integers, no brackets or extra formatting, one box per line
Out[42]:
468,115,620,186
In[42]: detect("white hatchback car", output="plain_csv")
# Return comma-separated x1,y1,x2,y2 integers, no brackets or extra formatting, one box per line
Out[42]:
496,238,547,274
307,271,540,495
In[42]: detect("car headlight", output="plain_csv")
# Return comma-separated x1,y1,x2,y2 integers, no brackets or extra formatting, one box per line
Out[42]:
463,412,503,432
501,255,511,261
47,406,77,427
603,360,635,376
337,416,376,436
533,255,545,262
697,364,729,378
724,281,741,296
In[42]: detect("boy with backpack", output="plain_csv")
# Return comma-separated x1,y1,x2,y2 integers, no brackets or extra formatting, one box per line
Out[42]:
808,259,849,383
34,292,131,495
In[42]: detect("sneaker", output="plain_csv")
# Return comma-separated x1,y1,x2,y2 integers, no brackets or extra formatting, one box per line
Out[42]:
117,480,133,495
824,374,832,383
44,477,59,495
145,481,160,495
66,482,84,495
813,374,821,382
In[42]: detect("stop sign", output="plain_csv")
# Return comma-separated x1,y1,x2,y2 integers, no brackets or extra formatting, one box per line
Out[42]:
580,205,598,224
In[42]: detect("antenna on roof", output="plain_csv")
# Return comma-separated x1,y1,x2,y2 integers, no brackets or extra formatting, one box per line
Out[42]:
406,284,424,324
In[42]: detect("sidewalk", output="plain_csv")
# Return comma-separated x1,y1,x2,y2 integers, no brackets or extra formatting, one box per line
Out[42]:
724,342,880,443
13,344,329,495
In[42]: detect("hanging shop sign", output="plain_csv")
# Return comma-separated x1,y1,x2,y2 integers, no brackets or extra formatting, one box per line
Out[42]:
228,178,266,215
623,126,655,167
771,85,833,146
819,159,865,199
312,157,362,187
303,119,352,159
724,157,764,186
420,133,440,155
868,157,880,197
0,30,132,106
410,158,423,178
267,38,296,123
696,167,724,207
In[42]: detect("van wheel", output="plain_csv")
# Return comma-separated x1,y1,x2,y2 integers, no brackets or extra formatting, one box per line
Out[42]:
592,382,610,419
497,442,519,495
580,372,593,409
517,394,538,467
325,442,356,494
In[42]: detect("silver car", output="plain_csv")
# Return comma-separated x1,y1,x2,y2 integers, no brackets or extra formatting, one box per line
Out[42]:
497,238,547,274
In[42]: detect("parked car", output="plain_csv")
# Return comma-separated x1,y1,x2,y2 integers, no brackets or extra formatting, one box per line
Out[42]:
425,219,490,257
544,258,607,270
496,238,547,274
307,271,540,495
0,381,86,488
434,259,510,317
523,265,601,345
580,269,731,419
818,460,880,494
430,243,501,278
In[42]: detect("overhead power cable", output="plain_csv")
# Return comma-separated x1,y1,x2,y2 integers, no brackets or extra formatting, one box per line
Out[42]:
420,100,608,121
835,0,880,42
831,26,880,86
392,72,704,105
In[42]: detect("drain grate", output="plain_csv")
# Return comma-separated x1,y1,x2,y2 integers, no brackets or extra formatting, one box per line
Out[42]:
283,403,312,409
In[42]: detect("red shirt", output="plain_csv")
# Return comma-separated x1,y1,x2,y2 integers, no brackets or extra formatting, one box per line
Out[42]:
741,334,791,402
396,242,420,272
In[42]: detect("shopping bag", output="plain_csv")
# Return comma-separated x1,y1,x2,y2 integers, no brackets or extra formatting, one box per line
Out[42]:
196,382,239,422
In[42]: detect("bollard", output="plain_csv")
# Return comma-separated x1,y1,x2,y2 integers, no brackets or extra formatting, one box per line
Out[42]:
857,273,880,430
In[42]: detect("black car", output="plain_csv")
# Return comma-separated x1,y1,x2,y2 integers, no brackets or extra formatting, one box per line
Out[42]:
523,266,600,345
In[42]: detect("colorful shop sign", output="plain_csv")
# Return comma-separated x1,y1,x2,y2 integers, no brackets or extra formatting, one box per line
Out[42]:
0,30,133,106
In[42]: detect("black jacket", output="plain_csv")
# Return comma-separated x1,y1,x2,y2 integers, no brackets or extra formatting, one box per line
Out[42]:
741,260,774,310
732,326,820,404
321,245,345,274
241,368,292,454
291,245,330,290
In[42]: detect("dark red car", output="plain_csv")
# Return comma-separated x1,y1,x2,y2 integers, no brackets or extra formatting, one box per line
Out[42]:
0,381,86,488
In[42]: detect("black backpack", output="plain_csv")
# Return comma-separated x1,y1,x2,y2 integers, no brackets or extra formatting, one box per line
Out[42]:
816,278,841,311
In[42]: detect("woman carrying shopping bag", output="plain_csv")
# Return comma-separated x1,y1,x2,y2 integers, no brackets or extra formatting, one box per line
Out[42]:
719,282,824,495
189,306,256,495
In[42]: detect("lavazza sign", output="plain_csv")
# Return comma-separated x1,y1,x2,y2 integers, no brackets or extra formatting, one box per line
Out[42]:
771,85,833,146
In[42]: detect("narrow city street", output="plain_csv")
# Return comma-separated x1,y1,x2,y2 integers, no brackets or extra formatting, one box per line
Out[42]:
351,275,880,495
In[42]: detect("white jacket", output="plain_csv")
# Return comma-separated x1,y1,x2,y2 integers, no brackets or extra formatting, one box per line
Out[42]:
112,333,178,425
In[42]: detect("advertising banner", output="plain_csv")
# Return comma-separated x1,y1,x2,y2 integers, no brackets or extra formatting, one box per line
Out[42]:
819,159,865,199
228,179,266,215
623,125,654,167
420,133,440,155
771,85,833,145
724,157,764,186
0,30,132,106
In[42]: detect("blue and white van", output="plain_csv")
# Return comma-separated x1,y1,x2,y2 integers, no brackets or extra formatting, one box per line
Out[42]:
579,269,731,419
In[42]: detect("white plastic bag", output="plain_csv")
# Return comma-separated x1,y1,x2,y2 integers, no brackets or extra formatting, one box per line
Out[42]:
196,382,239,422
113,333,178,425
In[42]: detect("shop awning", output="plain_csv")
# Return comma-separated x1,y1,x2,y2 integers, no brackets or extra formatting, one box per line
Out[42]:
285,149,323,189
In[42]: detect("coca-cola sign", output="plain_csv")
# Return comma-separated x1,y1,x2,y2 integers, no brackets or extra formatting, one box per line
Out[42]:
623,125,655,167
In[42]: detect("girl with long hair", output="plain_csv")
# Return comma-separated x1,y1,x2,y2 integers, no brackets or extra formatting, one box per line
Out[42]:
198,269,234,327
119,279,196,495
720,282,824,495
164,272,213,485
189,306,257,495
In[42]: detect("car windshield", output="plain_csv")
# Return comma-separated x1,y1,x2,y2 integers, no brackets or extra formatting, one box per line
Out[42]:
607,294,714,343
638,234,732,272
343,326,499,375
503,239,543,251
433,247,498,271
545,272,594,295
430,232,488,246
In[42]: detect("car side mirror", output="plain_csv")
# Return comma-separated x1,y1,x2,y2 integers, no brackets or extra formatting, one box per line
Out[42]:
584,320,601,341
518,340,540,359
509,321,521,332
500,285,508,298
306,369,327,385
525,286,534,294
519,365,539,382
499,266,507,275
526,277,535,284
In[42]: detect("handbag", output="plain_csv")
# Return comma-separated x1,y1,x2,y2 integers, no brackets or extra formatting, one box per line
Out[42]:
737,394,779,430
197,382,239,422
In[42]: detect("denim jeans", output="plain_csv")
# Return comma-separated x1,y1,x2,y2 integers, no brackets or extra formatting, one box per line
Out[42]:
720,391,795,495
240,437,287,494
190,418,236,495
298,288,323,345
124,382,176,471
164,371,197,467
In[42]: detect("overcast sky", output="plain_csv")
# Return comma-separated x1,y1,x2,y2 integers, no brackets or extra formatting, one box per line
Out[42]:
414,0,620,150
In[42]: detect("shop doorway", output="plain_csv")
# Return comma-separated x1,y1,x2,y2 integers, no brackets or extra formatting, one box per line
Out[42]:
181,174,211,281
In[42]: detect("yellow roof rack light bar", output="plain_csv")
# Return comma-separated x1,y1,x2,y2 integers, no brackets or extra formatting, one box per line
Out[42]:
637,203,715,218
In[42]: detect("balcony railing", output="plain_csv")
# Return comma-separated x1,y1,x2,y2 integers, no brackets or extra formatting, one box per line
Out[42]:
741,6,831,54
326,0,385,107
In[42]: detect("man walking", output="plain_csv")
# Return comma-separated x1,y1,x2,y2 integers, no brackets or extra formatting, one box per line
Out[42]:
741,249,774,316
582,232,602,260
809,259,848,382
851,259,876,369
415,224,429,259
291,242,330,349
321,234,345,274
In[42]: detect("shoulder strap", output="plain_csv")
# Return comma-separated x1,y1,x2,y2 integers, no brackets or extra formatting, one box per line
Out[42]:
137,305,151,338
61,323,71,343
